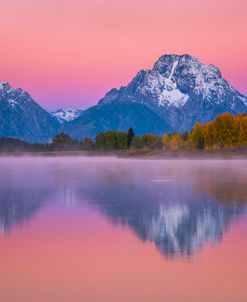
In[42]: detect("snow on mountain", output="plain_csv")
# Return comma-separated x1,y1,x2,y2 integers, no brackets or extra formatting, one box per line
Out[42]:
145,203,239,257
51,108,83,123
64,54,247,139
151,54,231,105
134,68,189,108
103,53,246,109
0,82,60,142
95,53,247,134
1,54,247,141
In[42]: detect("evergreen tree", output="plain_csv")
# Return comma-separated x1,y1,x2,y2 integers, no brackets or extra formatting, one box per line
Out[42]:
127,128,135,149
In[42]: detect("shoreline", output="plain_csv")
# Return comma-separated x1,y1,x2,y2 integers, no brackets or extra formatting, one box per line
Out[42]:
0,148,246,159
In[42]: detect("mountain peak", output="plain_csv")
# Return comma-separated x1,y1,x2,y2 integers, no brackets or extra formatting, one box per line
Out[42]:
100,53,232,110
149,53,227,102
0,83,30,105
0,82,12,92
153,53,223,79
153,53,199,72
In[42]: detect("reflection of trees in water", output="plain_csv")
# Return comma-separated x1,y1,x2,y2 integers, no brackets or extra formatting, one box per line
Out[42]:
193,165,247,206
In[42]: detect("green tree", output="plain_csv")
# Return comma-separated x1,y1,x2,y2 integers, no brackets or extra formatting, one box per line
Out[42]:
140,134,161,148
81,137,94,151
95,131,127,150
52,132,74,144
130,136,142,149
52,132,78,151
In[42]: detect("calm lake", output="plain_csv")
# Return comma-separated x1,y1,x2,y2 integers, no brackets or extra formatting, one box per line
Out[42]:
0,157,246,302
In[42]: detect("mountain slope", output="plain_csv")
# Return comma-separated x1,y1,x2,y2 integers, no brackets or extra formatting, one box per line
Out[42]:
64,102,170,139
0,82,60,143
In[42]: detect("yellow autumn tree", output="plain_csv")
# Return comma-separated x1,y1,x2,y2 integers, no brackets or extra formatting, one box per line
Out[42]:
235,114,247,147
213,113,238,147
161,134,170,149
204,121,219,149
196,113,247,149
188,123,205,149
168,134,184,150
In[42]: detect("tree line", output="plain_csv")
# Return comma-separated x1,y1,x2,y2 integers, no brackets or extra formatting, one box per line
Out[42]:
0,113,246,152
0,128,160,152
163,113,247,150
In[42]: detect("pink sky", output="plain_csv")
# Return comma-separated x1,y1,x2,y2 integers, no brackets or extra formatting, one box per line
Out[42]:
0,0,246,110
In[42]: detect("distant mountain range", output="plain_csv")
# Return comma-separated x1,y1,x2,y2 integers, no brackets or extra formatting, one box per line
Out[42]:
0,54,247,142
51,108,84,123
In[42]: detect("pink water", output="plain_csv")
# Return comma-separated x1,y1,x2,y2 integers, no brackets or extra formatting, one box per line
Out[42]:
0,157,246,302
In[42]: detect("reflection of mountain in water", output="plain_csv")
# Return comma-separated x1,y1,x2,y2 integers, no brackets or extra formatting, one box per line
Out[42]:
139,203,242,257
0,159,246,258
0,188,47,235
0,161,55,235
0,159,92,234
82,161,247,258
87,189,245,258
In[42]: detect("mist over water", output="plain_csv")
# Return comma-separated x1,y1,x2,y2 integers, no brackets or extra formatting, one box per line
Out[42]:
0,157,247,301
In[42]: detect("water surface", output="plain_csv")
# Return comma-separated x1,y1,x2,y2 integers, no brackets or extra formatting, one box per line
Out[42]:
0,157,246,302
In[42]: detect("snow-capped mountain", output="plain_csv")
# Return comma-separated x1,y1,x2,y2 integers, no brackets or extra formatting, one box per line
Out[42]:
99,54,247,132
1,54,247,142
65,54,247,139
0,82,60,143
51,108,83,123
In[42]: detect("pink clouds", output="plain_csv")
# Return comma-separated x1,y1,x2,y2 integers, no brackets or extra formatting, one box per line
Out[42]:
0,0,246,109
